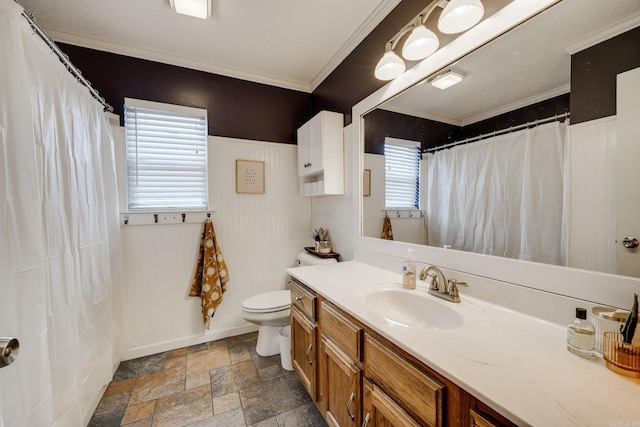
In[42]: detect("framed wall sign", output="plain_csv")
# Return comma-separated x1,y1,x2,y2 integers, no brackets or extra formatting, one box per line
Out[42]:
236,160,265,194
363,169,371,197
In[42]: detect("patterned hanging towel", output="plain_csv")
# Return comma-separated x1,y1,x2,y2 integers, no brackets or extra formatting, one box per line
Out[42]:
189,218,229,329
381,213,394,240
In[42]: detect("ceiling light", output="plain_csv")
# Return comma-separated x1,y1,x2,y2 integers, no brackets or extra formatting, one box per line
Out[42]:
375,51,406,81
170,0,211,19
402,25,440,61
438,0,484,34
430,70,465,89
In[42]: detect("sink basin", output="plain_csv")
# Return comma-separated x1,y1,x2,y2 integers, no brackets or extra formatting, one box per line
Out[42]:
360,285,464,330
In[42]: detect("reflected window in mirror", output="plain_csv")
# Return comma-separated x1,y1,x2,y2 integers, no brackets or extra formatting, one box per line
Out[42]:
384,137,421,209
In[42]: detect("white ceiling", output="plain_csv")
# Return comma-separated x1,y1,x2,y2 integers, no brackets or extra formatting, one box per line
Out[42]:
17,0,400,92
382,0,640,125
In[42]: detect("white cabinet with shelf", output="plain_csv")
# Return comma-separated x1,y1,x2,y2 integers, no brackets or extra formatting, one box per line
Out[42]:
297,110,344,197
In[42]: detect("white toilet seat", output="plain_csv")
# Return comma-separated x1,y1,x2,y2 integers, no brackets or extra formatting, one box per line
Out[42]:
242,290,290,313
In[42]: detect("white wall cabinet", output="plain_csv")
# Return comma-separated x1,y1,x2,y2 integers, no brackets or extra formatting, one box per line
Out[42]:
297,110,344,196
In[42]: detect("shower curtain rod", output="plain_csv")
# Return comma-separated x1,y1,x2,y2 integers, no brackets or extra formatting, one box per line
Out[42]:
425,112,570,153
19,7,114,113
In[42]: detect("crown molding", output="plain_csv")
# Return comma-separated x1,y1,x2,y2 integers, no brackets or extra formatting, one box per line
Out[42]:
309,0,402,91
463,84,570,126
563,11,640,55
46,29,312,92
379,103,463,126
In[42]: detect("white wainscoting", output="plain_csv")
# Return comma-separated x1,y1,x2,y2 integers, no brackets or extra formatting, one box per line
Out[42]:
566,116,617,274
118,135,311,359
311,124,358,260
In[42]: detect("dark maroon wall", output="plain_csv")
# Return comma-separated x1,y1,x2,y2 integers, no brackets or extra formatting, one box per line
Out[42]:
58,44,310,144
459,94,570,143
364,94,570,154
570,27,640,124
311,0,432,125
364,109,460,155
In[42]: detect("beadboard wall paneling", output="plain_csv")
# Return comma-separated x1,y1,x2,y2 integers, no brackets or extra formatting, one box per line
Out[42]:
311,125,358,260
120,136,310,359
566,117,617,274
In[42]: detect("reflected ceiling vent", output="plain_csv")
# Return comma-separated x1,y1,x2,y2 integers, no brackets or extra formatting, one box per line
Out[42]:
169,0,212,19
429,69,465,89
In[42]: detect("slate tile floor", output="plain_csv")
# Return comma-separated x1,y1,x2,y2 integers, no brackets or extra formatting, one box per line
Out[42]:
89,332,327,427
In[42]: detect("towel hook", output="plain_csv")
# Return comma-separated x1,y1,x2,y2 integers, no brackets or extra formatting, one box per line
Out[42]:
182,213,186,223
153,214,158,224
207,212,211,218
123,215,129,225
397,211,401,218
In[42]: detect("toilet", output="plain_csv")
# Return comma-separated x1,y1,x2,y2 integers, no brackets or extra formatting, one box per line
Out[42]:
241,252,337,356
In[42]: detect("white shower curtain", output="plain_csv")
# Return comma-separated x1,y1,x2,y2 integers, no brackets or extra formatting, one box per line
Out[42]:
426,121,566,265
0,2,121,426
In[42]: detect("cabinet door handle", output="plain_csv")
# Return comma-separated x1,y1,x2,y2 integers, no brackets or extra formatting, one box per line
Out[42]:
347,392,356,421
305,344,313,366
362,413,370,427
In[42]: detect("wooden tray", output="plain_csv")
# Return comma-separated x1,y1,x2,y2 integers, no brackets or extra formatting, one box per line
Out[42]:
304,246,340,260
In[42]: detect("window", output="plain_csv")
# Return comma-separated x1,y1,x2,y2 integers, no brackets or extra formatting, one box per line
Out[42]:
384,137,421,209
124,98,208,210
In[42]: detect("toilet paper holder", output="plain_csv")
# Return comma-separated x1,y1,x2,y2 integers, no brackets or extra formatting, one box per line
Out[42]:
0,337,19,369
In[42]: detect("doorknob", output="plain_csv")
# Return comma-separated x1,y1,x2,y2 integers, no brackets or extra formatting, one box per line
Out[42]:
622,237,639,249
0,337,19,369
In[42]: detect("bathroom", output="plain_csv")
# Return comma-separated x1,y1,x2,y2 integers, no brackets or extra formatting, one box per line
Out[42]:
1,0,640,425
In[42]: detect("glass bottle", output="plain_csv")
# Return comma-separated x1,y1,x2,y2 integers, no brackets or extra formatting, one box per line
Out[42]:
567,308,595,358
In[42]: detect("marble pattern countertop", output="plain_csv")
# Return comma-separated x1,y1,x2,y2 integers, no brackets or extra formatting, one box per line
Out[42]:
287,261,640,427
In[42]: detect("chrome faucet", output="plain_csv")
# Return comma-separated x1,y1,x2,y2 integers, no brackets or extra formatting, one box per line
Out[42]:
419,265,468,303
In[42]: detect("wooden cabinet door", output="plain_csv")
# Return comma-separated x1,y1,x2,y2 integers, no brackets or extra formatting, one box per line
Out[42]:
321,336,361,427
362,379,421,427
291,307,316,400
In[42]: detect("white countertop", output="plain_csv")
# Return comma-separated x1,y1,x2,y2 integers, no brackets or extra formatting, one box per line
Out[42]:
287,261,640,427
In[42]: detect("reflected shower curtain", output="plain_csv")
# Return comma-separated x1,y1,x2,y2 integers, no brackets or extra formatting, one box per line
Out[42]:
425,121,566,265
0,2,120,426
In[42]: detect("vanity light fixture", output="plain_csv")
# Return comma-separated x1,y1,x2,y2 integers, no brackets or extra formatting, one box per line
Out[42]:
402,23,440,61
429,69,465,89
375,50,407,81
169,0,211,19
438,0,485,34
374,0,484,81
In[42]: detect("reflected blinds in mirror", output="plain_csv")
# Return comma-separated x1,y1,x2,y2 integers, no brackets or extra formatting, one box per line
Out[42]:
384,137,421,209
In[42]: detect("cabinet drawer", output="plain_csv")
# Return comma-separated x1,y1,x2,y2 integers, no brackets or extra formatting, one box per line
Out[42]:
290,279,316,320
364,333,444,427
320,301,363,362
470,409,498,427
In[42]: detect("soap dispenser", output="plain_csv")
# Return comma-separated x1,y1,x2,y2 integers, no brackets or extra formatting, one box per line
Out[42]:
402,249,416,289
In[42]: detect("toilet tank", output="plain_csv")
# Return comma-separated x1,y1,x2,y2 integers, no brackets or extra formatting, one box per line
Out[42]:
297,252,337,266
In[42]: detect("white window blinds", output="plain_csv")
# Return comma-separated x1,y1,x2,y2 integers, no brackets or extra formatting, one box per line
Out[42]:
125,98,208,210
384,137,421,209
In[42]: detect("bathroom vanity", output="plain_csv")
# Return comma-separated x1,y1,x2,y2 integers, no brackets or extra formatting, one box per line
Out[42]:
287,241,640,426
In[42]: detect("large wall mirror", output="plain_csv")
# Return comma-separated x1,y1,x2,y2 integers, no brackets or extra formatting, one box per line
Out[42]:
361,0,640,277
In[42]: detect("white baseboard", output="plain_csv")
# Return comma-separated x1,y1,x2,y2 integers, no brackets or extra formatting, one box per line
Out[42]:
121,324,260,361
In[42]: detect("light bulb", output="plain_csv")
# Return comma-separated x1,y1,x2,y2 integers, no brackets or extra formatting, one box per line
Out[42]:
402,25,439,61
375,51,406,81
438,0,484,34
